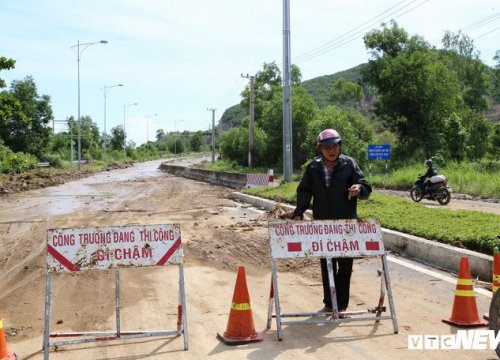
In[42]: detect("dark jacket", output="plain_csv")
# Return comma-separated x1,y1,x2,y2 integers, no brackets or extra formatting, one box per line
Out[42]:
424,166,438,179
293,155,372,220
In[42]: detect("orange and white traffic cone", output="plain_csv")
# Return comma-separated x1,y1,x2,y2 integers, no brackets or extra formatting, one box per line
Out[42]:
0,320,16,360
217,266,263,345
442,257,487,327
484,249,500,320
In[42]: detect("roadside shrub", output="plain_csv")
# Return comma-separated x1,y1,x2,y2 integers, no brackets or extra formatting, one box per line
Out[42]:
0,151,37,174
43,154,64,168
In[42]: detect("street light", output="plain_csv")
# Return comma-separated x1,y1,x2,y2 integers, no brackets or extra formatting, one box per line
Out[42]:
174,119,184,155
145,113,158,158
71,39,108,171
207,108,216,163
123,102,138,160
103,83,123,162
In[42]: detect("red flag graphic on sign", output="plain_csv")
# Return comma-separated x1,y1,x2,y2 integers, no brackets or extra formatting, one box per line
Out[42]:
365,241,380,251
287,242,302,252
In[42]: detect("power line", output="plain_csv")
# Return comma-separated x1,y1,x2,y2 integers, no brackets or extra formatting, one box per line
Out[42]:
294,0,414,61
293,0,429,63
473,25,500,40
429,11,500,45
461,12,500,33
215,77,246,110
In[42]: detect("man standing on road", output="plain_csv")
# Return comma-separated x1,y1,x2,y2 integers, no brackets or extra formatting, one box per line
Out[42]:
292,129,372,317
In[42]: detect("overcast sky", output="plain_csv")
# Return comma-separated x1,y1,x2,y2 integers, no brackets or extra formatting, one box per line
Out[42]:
1,0,498,146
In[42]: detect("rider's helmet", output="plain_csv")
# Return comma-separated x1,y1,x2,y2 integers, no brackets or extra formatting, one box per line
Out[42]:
317,129,342,147
424,159,433,167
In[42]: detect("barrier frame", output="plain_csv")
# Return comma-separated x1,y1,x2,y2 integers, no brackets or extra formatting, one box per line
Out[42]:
266,219,398,340
42,224,188,359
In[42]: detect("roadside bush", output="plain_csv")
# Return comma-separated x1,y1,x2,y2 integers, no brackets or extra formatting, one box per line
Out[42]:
43,154,64,168
0,151,37,174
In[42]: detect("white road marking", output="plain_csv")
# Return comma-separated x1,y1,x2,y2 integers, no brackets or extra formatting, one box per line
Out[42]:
387,254,492,298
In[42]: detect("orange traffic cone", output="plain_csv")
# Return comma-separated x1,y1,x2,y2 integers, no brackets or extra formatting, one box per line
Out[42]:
492,251,500,293
0,320,16,360
217,266,263,345
484,249,500,320
442,257,487,327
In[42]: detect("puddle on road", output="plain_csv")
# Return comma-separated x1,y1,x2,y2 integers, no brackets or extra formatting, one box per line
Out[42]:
4,160,168,218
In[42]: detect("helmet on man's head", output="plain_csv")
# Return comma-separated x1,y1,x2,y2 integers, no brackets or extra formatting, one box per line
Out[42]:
317,129,342,146
424,159,433,167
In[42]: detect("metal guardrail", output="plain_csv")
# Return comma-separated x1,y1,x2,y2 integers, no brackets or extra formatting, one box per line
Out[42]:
37,162,50,167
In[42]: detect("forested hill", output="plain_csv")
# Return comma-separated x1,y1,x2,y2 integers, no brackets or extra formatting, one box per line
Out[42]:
219,63,368,130
300,63,366,108
219,62,499,129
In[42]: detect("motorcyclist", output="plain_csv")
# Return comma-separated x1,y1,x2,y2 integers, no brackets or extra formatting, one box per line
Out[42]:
423,159,438,193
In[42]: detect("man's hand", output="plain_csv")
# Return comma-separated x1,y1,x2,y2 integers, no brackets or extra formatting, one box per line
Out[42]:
348,184,361,199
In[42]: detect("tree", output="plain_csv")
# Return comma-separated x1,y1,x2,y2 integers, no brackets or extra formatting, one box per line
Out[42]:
110,125,125,151
190,132,203,152
240,61,302,123
260,86,317,167
461,110,492,160
156,128,165,141
0,76,53,159
441,31,489,111
330,79,363,109
303,106,374,168
218,126,269,166
490,123,500,160
0,56,15,88
362,22,462,160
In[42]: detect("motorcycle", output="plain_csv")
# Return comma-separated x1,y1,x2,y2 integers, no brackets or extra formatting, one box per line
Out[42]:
410,174,452,205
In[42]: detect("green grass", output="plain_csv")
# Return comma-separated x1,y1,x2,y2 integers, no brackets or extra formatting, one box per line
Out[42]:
244,183,500,255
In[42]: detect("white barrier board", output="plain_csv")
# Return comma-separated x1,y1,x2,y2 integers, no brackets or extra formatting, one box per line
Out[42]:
47,224,182,272
269,218,384,259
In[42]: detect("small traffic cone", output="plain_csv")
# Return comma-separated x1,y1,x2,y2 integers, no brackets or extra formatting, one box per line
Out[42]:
0,320,16,360
484,248,500,320
442,257,487,327
217,266,263,345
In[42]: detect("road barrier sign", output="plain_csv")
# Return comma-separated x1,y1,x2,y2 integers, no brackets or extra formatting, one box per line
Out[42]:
266,218,398,340
43,224,188,359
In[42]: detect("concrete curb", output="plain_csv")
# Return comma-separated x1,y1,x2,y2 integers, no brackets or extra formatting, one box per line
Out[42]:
232,192,493,282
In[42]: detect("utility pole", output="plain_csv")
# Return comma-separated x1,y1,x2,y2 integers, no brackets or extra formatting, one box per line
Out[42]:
207,108,216,163
282,0,293,181
241,73,255,168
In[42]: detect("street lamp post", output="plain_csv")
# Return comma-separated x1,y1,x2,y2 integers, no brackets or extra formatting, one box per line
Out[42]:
207,108,216,163
71,40,108,171
103,83,123,162
123,102,138,160
145,113,158,158
174,119,184,155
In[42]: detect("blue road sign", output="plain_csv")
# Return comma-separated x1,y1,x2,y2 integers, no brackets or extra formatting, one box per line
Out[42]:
368,144,391,160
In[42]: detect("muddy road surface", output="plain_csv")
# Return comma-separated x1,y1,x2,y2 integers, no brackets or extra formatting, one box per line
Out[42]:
0,159,497,359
